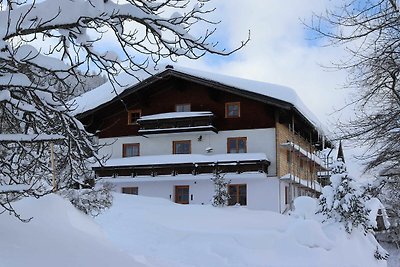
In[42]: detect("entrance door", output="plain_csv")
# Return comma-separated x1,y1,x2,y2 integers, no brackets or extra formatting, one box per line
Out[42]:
175,185,189,204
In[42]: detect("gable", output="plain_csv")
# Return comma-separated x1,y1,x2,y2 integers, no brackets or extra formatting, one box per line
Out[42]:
81,75,278,138
75,67,331,147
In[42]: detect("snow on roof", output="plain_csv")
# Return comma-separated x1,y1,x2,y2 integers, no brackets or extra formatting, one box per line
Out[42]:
138,111,213,121
171,66,325,130
69,71,148,116
93,153,269,168
71,65,327,133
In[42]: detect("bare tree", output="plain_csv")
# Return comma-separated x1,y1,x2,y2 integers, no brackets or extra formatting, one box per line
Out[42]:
310,0,400,246
0,0,248,220
310,0,400,172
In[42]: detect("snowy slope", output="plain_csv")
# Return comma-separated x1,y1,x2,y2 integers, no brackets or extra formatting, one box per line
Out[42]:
96,194,387,267
0,194,144,267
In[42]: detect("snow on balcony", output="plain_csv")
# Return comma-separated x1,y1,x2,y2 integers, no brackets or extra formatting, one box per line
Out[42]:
94,153,269,168
137,111,213,121
137,111,217,135
280,142,327,170
280,173,323,193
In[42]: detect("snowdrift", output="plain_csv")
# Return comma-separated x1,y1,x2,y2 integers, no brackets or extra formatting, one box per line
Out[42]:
0,194,144,267
96,194,387,267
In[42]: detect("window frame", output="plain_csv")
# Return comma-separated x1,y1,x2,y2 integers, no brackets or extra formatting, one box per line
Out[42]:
173,140,191,154
175,103,191,112
228,184,247,206
122,143,140,157
175,185,190,204
127,109,142,125
227,137,247,153
122,187,138,195
225,102,241,118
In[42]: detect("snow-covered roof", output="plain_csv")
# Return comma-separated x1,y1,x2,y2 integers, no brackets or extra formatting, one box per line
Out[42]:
138,111,213,121
69,72,143,116
71,65,327,133
93,153,269,168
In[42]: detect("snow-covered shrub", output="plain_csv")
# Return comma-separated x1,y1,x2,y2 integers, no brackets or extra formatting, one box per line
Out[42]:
211,170,230,207
60,183,113,217
318,159,390,260
318,159,387,234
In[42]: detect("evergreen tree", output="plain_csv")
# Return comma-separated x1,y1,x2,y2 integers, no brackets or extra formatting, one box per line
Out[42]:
211,170,230,207
318,159,371,233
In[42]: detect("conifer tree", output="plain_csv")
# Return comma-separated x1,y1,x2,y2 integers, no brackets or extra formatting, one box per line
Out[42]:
318,159,371,233
211,170,230,207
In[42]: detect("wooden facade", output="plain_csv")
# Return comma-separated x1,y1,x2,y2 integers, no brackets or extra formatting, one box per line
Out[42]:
78,69,330,188
80,76,277,138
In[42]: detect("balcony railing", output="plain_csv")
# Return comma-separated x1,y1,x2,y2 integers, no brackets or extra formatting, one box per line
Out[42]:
137,111,217,135
280,141,328,171
93,153,270,178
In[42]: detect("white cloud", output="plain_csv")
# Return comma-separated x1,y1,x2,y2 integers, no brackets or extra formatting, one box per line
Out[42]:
176,0,365,176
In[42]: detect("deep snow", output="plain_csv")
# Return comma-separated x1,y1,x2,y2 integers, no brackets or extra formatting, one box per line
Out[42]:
96,194,387,267
0,193,389,267
0,194,145,267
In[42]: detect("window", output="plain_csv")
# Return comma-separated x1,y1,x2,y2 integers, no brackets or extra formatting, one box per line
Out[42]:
225,102,240,118
175,185,189,204
128,109,141,125
228,184,247,206
284,186,289,205
173,140,191,154
122,187,138,195
227,137,247,153
123,143,140,157
175,104,191,112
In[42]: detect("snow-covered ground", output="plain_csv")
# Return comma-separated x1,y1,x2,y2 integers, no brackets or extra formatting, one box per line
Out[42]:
0,194,145,267
0,193,389,267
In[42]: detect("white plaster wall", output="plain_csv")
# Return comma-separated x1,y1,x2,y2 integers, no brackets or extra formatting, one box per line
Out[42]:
247,178,280,211
109,174,282,212
99,128,277,176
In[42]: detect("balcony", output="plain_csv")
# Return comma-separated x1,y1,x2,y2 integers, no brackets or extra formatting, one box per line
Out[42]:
280,141,328,171
137,111,217,135
93,153,270,178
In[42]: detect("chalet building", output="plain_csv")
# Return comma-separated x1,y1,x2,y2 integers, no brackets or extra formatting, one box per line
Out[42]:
73,65,332,213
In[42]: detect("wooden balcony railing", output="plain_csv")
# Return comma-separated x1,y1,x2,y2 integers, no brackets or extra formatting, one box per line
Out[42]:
137,111,217,135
